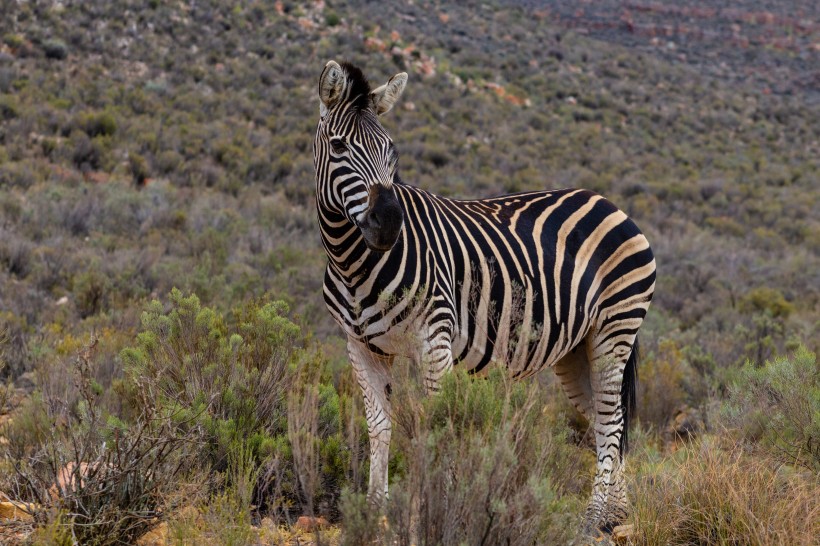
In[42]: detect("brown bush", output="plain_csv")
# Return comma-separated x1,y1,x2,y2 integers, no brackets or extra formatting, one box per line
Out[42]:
3,335,204,546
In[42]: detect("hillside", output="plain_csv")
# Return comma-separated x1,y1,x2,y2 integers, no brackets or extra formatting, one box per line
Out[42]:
513,0,820,99
0,1,818,544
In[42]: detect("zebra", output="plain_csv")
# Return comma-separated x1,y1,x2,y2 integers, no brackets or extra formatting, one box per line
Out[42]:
313,60,656,531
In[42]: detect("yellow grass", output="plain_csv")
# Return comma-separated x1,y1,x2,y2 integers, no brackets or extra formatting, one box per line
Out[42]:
630,435,820,545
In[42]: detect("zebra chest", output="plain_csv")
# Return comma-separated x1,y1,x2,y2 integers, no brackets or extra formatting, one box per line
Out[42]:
323,266,432,347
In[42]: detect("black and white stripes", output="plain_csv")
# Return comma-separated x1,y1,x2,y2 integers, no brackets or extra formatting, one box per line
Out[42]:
313,61,656,530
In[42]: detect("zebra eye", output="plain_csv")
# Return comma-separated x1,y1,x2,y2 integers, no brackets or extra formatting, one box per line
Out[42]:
330,137,347,154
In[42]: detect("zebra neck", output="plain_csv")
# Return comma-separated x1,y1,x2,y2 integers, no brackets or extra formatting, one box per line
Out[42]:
318,206,382,285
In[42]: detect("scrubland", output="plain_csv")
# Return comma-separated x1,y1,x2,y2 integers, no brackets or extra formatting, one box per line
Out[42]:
0,1,817,544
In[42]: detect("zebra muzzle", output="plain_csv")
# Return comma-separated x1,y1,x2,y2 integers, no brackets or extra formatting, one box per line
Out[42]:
359,184,404,252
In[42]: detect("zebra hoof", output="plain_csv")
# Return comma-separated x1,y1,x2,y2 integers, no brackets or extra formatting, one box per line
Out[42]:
598,520,617,534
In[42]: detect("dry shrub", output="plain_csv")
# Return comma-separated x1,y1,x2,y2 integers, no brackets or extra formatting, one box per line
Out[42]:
0,328,15,410
175,446,259,546
0,312,31,382
287,361,321,517
4,335,204,546
631,436,820,545
0,229,32,278
637,340,696,431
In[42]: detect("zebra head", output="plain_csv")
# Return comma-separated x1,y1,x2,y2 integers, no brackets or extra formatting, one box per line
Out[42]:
314,61,408,252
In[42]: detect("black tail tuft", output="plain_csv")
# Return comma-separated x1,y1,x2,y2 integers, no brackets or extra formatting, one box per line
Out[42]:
620,337,639,456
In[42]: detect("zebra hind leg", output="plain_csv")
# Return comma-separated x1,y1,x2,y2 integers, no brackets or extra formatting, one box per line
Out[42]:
583,334,639,532
553,346,594,426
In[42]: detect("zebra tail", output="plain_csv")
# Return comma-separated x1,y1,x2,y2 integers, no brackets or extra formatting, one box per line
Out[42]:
620,337,639,456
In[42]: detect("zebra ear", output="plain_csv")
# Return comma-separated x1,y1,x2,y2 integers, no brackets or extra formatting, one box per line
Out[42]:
370,72,408,116
319,60,346,109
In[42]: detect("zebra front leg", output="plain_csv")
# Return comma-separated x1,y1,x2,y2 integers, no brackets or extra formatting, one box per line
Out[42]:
347,338,393,508
421,325,454,394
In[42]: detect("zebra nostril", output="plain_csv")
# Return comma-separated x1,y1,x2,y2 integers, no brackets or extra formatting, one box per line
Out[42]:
369,212,382,229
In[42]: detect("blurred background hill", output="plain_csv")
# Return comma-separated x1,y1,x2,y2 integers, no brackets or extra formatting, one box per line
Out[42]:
514,0,819,97
0,0,816,371
0,1,818,543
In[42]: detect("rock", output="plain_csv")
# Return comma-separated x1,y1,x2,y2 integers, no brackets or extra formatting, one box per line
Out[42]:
667,406,705,441
612,524,634,543
294,515,329,532
174,504,204,529
0,501,35,521
49,461,107,499
136,521,168,546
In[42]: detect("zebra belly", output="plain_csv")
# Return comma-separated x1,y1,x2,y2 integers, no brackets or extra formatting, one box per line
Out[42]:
449,265,592,377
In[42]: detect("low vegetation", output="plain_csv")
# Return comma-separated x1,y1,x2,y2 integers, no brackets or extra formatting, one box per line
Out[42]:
0,0,817,544
3,300,816,544
631,437,820,546
341,367,586,546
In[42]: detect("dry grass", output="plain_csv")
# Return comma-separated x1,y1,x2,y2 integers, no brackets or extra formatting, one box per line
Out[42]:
287,360,321,518
630,435,820,545
164,507,342,546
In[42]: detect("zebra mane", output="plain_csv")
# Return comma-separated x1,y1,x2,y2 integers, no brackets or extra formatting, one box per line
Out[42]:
339,61,372,111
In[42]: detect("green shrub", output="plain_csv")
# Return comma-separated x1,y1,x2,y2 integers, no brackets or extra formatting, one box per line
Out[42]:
0,96,18,121
75,111,117,138
121,291,299,457
739,286,794,319
2,392,50,460
339,490,382,546
325,12,341,27
120,290,355,520
40,137,57,158
342,366,585,545
637,340,698,432
2,33,24,48
156,149,183,174
72,267,111,318
725,346,819,472
129,152,149,185
0,161,36,189
0,233,32,278
69,131,103,170
42,39,68,60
